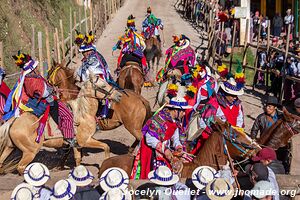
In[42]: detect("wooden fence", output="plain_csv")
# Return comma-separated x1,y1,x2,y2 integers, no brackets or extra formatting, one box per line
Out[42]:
0,0,123,79
176,0,300,104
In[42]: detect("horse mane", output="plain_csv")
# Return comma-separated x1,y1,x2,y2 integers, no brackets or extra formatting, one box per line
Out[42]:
257,119,283,146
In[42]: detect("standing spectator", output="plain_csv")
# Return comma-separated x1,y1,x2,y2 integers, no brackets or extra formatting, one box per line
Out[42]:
68,165,100,200
50,179,77,200
250,180,275,200
273,13,283,37
261,17,268,42
23,162,52,200
250,12,254,43
253,11,260,40
284,9,294,39
11,183,37,200
252,148,281,200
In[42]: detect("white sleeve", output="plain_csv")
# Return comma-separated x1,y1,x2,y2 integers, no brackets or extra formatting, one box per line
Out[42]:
145,132,160,149
236,105,244,128
216,107,226,122
171,128,182,148
268,168,280,200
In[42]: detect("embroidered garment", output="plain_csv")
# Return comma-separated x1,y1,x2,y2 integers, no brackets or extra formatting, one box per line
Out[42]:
142,14,163,38
77,51,111,82
131,109,183,179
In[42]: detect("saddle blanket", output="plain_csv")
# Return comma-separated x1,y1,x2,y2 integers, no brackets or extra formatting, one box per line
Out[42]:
43,117,63,140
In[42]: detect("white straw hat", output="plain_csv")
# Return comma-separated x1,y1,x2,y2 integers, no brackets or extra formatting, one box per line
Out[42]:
192,166,219,190
50,179,77,200
219,77,244,96
206,178,234,200
11,183,37,200
99,167,129,192
166,97,193,110
24,162,50,187
99,188,132,200
251,180,275,199
148,166,179,186
68,165,94,187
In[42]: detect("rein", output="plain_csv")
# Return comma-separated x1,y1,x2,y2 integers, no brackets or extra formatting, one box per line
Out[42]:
222,127,256,158
283,120,299,136
48,66,74,86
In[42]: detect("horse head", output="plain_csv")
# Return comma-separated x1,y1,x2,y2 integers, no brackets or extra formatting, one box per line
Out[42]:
258,107,300,149
214,117,261,160
87,73,122,102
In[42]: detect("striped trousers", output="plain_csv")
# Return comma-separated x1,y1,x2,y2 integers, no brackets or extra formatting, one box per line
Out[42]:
58,101,75,139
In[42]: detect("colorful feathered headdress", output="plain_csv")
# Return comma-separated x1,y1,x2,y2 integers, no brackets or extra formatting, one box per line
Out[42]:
12,51,32,68
217,61,229,78
74,30,96,52
127,15,135,27
234,60,245,89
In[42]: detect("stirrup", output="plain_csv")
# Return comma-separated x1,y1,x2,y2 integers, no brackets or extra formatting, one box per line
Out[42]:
64,138,78,148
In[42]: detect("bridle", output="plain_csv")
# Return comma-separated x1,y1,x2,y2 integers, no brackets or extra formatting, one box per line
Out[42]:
48,66,74,87
90,76,116,99
222,126,257,158
283,119,300,137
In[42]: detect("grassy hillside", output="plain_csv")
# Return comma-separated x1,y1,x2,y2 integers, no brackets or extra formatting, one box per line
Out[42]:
0,0,86,85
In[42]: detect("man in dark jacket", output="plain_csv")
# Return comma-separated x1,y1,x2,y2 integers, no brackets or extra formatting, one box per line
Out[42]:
251,96,282,139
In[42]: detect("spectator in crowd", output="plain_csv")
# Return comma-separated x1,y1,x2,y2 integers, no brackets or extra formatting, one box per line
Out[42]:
206,178,234,200
99,167,130,193
273,13,283,37
23,162,52,200
256,50,268,86
294,98,300,115
100,188,132,200
253,11,260,40
251,96,282,139
50,179,77,200
252,148,282,200
68,165,100,200
148,166,190,200
11,183,37,200
270,52,284,97
250,180,275,200
284,9,294,39
272,37,280,48
238,163,269,190
261,17,268,42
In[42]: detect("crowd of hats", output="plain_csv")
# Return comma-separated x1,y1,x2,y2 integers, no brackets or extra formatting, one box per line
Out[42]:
11,163,131,200
11,162,275,200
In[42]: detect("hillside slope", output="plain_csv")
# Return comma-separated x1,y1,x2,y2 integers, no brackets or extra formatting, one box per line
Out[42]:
0,0,85,84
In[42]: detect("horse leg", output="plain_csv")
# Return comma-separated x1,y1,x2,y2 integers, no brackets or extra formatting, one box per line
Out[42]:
17,151,37,174
73,147,82,166
0,146,14,169
82,137,110,159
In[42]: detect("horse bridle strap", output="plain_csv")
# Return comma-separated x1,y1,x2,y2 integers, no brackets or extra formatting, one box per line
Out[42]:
283,121,298,136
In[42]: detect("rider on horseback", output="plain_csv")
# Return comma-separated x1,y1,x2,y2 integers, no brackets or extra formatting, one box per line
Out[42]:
131,89,192,180
112,15,150,83
75,31,112,83
156,34,195,83
3,52,76,146
142,7,163,43
190,62,245,154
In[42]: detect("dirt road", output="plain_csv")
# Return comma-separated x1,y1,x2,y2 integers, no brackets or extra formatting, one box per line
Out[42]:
0,0,263,198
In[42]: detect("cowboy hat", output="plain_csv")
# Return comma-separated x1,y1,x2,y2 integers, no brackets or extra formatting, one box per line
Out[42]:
11,183,37,200
206,178,234,200
68,165,94,187
50,179,77,200
264,96,281,107
24,162,50,187
148,166,179,186
99,188,132,200
166,96,193,110
192,166,219,190
99,167,129,192
219,77,244,96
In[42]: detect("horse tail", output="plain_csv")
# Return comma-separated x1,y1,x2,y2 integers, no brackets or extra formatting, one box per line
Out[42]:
124,67,134,90
0,121,12,157
139,96,152,124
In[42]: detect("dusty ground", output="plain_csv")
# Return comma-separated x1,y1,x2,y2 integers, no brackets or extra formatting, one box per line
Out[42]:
0,0,265,198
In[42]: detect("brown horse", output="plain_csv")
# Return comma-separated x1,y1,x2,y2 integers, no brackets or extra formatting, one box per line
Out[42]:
117,62,144,94
257,108,300,149
47,63,152,148
98,117,260,178
144,37,162,72
0,79,121,174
